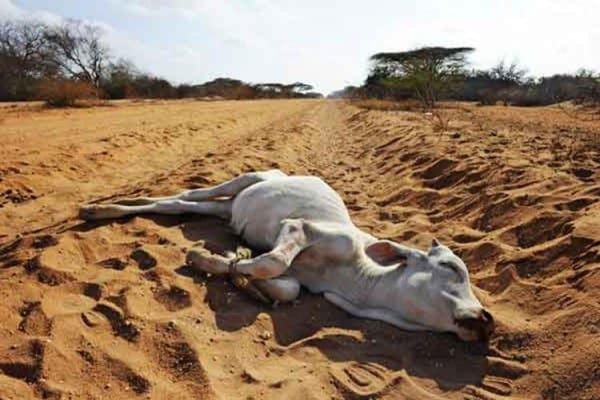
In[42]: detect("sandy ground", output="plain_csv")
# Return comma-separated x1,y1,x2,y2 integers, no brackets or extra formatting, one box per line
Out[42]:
0,99,599,400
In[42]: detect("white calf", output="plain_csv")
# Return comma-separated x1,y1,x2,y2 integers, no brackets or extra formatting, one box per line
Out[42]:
80,170,495,341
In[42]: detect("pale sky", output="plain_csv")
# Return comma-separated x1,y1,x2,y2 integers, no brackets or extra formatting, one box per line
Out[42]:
2,0,599,94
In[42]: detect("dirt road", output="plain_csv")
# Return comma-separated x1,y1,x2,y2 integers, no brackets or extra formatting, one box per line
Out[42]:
1,99,599,399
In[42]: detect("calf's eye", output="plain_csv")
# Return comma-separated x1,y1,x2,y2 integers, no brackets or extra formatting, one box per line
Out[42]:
439,261,459,273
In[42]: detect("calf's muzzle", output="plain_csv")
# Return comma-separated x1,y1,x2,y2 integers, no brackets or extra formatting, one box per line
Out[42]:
455,308,495,341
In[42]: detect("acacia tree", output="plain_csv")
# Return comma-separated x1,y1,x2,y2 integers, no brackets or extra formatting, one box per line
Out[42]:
254,83,284,98
287,82,313,95
252,82,314,98
369,46,474,109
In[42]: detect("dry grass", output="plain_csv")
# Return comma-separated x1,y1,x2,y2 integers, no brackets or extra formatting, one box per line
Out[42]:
352,98,451,131
350,98,424,112
351,99,464,132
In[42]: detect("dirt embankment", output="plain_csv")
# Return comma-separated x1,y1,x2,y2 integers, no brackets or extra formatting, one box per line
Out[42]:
0,99,599,399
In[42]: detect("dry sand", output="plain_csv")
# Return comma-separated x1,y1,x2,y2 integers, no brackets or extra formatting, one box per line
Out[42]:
0,99,599,399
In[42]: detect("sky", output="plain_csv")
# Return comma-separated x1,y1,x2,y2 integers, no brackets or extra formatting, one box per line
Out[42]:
1,0,599,94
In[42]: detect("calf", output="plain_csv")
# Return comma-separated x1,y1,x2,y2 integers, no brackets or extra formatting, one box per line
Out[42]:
80,170,494,341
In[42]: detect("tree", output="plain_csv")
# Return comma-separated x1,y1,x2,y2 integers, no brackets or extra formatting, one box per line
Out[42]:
369,46,474,108
44,20,109,93
101,58,139,98
1,18,321,102
574,69,600,108
364,64,413,100
463,60,528,104
253,82,316,98
570,70,600,119
285,82,313,97
290,82,313,92
131,74,176,98
0,20,55,100
254,83,284,98
489,60,527,85
328,85,360,99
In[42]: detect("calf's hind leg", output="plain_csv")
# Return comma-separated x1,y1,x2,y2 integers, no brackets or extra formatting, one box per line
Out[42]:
80,199,232,220
79,169,286,219
253,277,300,303
112,169,286,205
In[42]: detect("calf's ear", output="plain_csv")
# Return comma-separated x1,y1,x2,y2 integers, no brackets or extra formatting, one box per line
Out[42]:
428,238,443,256
365,241,407,266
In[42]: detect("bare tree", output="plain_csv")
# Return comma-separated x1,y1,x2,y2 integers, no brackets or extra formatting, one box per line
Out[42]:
44,20,109,93
1,19,322,102
0,20,54,100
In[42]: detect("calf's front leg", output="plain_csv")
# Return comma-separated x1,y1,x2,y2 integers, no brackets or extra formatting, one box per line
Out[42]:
186,240,302,304
186,219,307,304
187,218,307,279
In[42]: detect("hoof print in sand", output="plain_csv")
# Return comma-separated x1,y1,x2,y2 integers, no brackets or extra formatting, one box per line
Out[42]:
97,257,128,270
152,324,213,397
0,339,45,384
104,355,151,394
93,302,139,341
25,252,75,286
330,362,392,398
82,283,103,300
486,356,528,380
18,301,52,336
480,376,514,396
154,285,192,311
130,248,157,270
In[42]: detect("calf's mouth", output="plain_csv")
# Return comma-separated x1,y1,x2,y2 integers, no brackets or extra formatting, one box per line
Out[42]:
455,309,495,341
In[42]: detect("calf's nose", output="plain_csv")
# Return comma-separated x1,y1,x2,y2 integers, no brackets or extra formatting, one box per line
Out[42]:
455,308,495,341
480,308,495,340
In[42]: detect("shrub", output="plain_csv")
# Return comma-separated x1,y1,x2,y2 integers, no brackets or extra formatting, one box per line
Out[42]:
37,79,97,107
432,111,450,131
476,88,503,105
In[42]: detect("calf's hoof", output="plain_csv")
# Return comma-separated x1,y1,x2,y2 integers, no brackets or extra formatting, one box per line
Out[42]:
186,247,229,274
79,204,123,221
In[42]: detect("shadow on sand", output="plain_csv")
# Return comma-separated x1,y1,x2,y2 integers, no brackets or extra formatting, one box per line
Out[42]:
70,213,494,392
174,214,493,392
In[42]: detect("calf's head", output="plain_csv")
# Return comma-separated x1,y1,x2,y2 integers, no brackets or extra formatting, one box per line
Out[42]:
367,239,495,341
